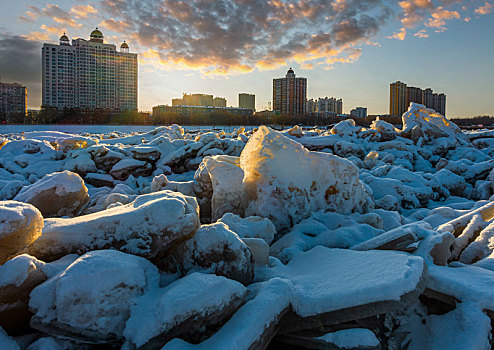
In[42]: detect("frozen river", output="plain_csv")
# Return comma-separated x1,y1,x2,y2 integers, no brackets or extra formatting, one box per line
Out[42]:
0,124,259,135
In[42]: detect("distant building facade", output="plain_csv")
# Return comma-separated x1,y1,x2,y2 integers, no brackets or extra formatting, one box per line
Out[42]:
42,29,137,112
213,97,227,107
273,68,307,116
0,76,27,117
173,93,227,107
350,107,367,118
316,97,343,115
239,93,255,111
306,98,317,113
153,105,253,118
389,81,408,117
389,81,446,116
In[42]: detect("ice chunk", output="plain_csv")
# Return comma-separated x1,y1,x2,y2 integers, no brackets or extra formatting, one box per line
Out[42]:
0,326,20,350
218,213,276,245
398,301,491,350
14,171,89,217
401,103,467,142
124,273,247,349
268,246,426,318
241,126,371,230
315,328,380,349
204,156,245,221
29,250,160,343
27,191,200,263
162,222,253,285
163,278,293,350
0,201,43,264
370,119,397,141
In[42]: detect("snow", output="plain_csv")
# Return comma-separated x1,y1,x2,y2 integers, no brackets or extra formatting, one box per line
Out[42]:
169,222,253,285
315,328,380,349
241,126,371,230
398,301,491,350
124,272,247,348
428,264,494,311
110,157,146,172
401,103,467,142
203,156,245,221
27,190,200,262
1,120,494,348
267,246,425,317
26,337,65,350
458,220,494,263
0,327,20,350
0,201,43,264
0,201,42,240
270,210,386,263
13,170,89,217
0,254,45,287
218,213,276,245
162,278,293,350
29,250,160,342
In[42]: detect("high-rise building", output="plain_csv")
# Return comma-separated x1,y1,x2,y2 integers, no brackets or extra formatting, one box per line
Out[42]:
390,81,446,116
306,98,317,113
389,81,408,117
153,105,253,118
172,98,183,106
239,93,255,111
433,93,446,116
173,94,225,107
213,97,227,107
180,93,214,106
273,68,307,116
317,97,343,115
406,86,423,106
0,76,27,117
422,88,434,110
42,29,137,112
350,107,367,118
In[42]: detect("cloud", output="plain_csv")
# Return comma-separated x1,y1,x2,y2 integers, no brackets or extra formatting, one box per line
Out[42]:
390,0,485,40
97,0,393,74
29,4,82,28
0,34,41,108
388,27,407,40
71,5,98,18
99,19,130,32
426,7,460,30
398,0,434,28
475,2,493,14
414,29,429,37
18,10,38,23
22,31,50,41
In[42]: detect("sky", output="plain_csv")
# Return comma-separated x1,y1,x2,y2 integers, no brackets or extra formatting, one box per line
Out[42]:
0,0,493,117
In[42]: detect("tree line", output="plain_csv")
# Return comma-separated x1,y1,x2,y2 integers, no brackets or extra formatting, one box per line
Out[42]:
2,108,493,128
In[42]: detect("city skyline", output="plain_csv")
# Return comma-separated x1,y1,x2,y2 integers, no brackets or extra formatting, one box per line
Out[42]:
0,0,493,116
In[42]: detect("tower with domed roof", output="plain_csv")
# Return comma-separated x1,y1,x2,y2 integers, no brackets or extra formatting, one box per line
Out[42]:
120,41,129,53
89,28,104,43
273,68,307,116
42,29,138,111
59,33,70,46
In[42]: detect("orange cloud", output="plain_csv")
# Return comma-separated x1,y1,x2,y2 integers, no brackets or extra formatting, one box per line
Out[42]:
71,5,97,18
414,29,429,38
388,28,407,40
475,2,493,15
426,8,460,30
99,19,131,32
40,25,66,35
22,31,50,41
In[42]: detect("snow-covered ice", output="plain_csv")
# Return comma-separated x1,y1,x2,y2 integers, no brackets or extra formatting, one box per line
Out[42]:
1,106,494,349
